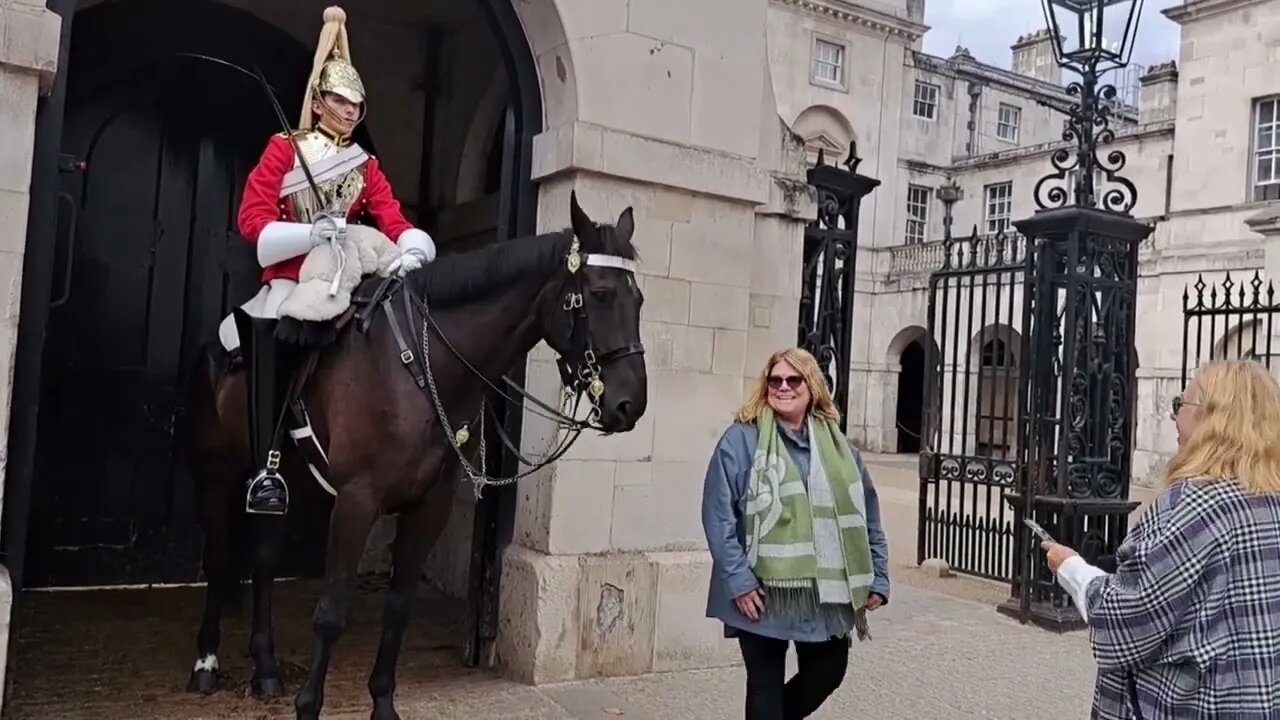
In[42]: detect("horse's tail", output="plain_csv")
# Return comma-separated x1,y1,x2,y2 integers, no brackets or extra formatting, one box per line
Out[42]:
178,341,252,605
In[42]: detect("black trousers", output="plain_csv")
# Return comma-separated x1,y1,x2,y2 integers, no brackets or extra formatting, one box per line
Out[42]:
737,630,850,720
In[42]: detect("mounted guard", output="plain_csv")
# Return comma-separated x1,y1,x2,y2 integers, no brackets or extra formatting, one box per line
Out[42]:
223,5,437,516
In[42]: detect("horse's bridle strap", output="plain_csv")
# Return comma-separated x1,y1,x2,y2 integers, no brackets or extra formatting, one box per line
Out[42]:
584,254,638,273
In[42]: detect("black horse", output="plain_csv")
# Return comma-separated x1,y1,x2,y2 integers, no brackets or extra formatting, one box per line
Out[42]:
180,192,648,719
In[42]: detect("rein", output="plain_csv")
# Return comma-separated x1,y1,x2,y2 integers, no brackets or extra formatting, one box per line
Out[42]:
387,233,643,498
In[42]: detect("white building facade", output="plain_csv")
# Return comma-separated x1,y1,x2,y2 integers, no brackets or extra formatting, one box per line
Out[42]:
770,0,1280,491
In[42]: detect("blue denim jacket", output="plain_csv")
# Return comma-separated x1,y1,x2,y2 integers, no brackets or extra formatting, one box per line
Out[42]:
700,420,891,642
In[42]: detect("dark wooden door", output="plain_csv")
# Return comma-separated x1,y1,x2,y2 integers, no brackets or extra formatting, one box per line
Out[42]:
25,59,322,587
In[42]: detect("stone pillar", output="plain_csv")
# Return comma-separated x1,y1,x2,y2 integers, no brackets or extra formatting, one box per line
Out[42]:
1139,61,1179,125
0,0,63,712
492,0,823,682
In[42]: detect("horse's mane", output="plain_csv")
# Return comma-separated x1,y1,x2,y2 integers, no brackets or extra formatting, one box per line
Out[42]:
404,224,638,308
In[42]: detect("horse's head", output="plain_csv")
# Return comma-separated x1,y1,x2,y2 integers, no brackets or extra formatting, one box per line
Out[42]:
539,192,648,433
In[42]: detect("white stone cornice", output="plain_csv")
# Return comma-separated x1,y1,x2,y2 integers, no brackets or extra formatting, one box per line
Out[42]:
771,0,929,42
1163,0,1271,24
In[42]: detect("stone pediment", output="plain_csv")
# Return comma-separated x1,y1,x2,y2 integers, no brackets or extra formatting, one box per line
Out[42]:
772,0,928,42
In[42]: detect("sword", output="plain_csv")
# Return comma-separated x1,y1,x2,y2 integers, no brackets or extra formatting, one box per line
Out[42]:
171,53,329,212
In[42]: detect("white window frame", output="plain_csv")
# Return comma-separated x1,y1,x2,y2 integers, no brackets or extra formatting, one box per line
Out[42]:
984,182,1013,235
913,81,940,121
1252,96,1280,203
810,34,848,92
905,185,931,245
997,103,1021,143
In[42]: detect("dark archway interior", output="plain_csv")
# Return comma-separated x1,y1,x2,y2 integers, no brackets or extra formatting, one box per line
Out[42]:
29,0,325,589
896,340,925,453
10,0,542,709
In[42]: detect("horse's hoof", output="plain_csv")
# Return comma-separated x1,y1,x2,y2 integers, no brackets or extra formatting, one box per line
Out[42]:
370,707,400,720
187,669,218,695
252,675,285,698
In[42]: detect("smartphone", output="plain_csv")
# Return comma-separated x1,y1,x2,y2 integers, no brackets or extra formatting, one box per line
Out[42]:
1023,517,1056,544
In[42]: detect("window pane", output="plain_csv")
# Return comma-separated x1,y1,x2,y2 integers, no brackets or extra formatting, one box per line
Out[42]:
1261,100,1277,126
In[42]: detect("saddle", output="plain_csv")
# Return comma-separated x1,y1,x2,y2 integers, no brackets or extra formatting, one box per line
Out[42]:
237,274,413,497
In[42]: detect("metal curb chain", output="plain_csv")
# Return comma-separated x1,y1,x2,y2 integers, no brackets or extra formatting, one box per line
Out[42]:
417,298,587,499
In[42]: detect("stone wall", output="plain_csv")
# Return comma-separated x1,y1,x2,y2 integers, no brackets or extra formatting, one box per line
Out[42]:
493,0,821,683
0,0,62,712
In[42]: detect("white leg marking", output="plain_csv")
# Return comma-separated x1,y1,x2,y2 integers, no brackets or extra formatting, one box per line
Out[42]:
194,654,219,672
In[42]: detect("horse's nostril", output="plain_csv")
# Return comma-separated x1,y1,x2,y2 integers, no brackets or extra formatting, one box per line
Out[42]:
616,400,633,417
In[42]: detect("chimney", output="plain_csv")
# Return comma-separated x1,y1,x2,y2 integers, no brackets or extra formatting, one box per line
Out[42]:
1011,29,1061,85
1139,61,1179,124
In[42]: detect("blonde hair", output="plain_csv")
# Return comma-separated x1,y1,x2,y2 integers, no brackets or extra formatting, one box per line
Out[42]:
1165,359,1280,493
736,347,841,424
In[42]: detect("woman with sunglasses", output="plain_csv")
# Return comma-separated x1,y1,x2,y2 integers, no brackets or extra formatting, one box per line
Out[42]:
700,347,890,720
1042,359,1280,719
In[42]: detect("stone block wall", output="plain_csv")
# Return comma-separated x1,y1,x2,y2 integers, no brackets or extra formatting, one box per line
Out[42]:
0,0,62,713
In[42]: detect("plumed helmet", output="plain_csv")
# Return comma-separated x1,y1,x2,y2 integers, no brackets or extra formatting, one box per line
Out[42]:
300,6,366,129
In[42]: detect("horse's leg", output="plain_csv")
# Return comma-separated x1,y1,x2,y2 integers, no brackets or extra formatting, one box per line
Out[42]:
248,513,288,697
368,495,451,720
295,481,381,720
187,468,238,695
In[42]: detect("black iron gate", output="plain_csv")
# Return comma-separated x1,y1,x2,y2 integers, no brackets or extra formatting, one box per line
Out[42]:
1182,271,1280,384
917,228,1032,582
797,150,879,431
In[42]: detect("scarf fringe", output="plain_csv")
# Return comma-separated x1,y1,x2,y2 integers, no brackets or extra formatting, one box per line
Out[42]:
760,582,874,642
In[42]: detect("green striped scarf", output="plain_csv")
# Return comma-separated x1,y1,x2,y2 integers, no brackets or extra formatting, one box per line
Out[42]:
745,408,875,640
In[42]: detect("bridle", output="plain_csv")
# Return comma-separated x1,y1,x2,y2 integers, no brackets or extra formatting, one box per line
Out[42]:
554,239,646,425
401,231,645,498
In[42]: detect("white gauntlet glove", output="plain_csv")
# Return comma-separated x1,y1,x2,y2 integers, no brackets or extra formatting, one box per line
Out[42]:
387,248,427,278
310,215,347,246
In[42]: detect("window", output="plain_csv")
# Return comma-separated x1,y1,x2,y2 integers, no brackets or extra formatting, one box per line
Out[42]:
905,185,930,244
984,182,1013,234
1253,97,1280,202
913,81,939,120
811,36,846,90
997,103,1021,142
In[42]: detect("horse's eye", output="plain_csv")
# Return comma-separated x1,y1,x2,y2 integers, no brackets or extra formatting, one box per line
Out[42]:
590,287,614,300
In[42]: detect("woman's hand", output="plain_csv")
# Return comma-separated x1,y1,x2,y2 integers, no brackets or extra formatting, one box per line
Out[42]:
1041,541,1079,573
735,588,765,622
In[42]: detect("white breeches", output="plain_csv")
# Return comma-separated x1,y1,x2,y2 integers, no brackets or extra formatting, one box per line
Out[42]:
216,278,298,352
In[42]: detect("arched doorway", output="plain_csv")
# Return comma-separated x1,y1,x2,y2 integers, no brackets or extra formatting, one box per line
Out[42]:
895,340,926,453
8,0,548,710
26,0,323,588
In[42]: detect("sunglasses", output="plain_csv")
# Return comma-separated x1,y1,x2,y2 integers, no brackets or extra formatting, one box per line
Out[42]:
1170,396,1199,420
767,374,805,391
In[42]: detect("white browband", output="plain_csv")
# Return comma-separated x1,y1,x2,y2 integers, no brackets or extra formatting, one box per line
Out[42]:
584,254,638,274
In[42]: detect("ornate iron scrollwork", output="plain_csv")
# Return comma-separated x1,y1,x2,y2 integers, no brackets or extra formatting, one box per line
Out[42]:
1033,62,1139,214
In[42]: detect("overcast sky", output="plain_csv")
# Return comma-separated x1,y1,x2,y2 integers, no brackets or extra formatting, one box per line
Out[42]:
920,1,1183,72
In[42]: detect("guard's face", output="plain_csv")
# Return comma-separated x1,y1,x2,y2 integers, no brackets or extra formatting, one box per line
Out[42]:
313,92,362,135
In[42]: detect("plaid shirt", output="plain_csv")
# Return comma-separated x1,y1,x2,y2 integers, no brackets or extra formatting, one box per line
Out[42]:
1068,477,1280,719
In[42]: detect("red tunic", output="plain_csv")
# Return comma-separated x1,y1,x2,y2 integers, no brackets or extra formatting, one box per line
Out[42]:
237,134,415,283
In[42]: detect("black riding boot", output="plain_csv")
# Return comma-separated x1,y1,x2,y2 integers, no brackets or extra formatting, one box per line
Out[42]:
235,310,292,515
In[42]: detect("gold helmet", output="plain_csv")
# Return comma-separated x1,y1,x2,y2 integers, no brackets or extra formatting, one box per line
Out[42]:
299,6,367,130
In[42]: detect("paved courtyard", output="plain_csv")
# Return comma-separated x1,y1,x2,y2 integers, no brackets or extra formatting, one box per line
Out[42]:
7,451,1133,719
323,581,1100,720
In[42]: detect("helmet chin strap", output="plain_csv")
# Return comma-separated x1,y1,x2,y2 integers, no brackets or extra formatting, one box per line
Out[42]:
314,96,365,140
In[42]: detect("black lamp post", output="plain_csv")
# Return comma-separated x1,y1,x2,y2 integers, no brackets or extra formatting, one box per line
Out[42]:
996,0,1155,631
1034,0,1144,211
936,179,961,242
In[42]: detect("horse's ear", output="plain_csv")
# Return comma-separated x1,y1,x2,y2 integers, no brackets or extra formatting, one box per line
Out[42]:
616,206,635,243
570,190,594,241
